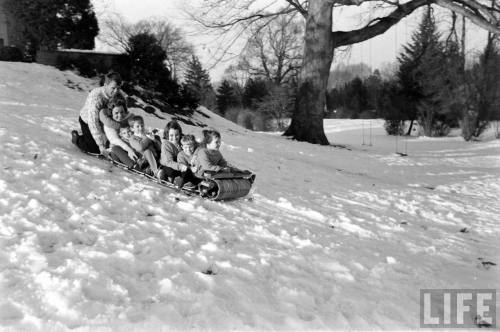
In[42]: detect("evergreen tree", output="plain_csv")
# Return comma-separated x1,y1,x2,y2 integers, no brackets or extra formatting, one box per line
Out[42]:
6,0,99,51
126,33,170,91
326,85,350,118
380,80,407,135
396,6,449,136
436,38,463,131
463,39,500,140
60,2,99,49
344,77,369,118
111,33,198,113
216,80,241,115
327,77,369,118
184,56,216,109
364,70,383,117
242,78,269,109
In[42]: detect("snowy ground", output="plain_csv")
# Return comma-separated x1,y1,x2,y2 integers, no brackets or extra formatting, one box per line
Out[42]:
0,62,499,331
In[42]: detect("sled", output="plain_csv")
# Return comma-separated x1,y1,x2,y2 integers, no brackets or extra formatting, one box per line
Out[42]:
198,170,256,200
79,149,256,201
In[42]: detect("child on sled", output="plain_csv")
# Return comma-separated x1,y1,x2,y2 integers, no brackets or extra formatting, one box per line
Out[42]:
158,120,194,189
191,129,241,177
128,115,161,178
174,134,201,190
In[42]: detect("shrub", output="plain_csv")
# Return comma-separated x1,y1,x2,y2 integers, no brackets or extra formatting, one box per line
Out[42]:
225,107,266,131
460,109,490,141
384,119,404,136
73,55,94,77
55,55,72,70
0,46,23,61
55,54,96,77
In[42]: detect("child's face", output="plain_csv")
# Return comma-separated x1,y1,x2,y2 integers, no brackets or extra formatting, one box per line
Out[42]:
112,106,125,121
206,137,221,150
168,129,180,144
119,127,132,140
131,121,144,135
182,142,195,155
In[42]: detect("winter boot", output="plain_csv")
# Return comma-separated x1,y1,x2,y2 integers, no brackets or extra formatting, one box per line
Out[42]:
173,176,183,188
71,130,80,146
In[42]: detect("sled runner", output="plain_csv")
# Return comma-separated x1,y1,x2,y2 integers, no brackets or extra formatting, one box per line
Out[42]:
78,149,256,201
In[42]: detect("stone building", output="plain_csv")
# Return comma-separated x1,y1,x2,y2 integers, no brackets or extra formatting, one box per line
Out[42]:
0,0,25,49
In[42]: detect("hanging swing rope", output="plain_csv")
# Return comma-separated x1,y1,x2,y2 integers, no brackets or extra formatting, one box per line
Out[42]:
369,120,373,146
394,24,400,155
395,129,399,154
362,120,366,145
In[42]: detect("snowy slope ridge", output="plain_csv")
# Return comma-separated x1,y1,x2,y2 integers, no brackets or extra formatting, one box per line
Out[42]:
0,62,499,331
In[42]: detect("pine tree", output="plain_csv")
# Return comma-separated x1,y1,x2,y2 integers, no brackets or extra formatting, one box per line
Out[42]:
242,78,269,109
184,56,216,109
344,77,369,118
127,33,169,90
216,80,241,115
463,38,500,140
396,6,449,136
364,70,383,117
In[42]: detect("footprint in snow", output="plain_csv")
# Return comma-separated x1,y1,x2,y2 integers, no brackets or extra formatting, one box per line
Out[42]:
202,266,217,275
37,233,60,253
477,258,496,270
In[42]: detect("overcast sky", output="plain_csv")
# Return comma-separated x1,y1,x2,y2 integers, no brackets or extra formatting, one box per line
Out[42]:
91,0,489,82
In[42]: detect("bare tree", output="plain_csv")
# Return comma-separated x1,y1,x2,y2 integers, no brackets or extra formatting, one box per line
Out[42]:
134,18,195,80
98,12,132,52
257,84,294,130
187,0,500,145
223,64,250,95
99,14,194,80
238,15,303,85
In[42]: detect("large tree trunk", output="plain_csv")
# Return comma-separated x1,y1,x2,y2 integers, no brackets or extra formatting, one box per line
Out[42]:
283,0,333,145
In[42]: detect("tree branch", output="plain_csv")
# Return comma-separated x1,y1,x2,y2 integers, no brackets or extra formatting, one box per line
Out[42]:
332,0,433,47
333,0,500,48
453,0,498,22
284,0,308,17
435,0,500,33
186,7,297,29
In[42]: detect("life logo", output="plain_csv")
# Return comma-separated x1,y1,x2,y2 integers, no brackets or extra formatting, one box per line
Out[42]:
420,289,497,328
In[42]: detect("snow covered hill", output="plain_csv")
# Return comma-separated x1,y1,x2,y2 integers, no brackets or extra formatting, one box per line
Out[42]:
0,62,499,331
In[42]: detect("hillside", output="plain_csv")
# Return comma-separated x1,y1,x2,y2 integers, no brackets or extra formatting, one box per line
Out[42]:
0,62,499,331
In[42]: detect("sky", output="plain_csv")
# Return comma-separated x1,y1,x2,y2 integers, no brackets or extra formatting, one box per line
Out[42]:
91,0,490,82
